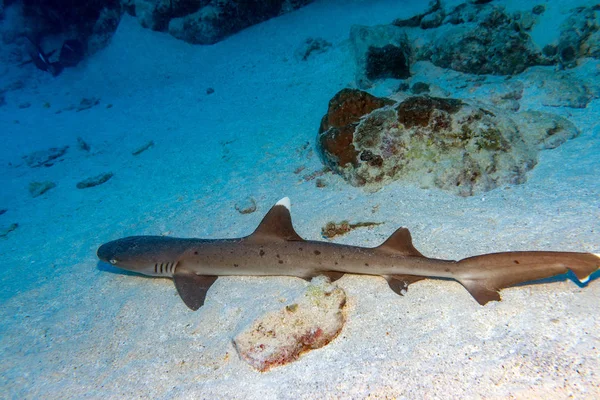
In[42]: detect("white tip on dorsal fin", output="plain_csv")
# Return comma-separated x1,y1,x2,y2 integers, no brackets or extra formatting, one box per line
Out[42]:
246,197,304,242
276,197,291,210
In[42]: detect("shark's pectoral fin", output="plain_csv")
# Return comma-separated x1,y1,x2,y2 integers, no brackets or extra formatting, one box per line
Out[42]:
385,274,426,296
173,269,218,310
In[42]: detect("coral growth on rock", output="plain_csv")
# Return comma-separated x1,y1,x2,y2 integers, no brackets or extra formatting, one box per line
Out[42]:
353,2,600,86
317,89,579,196
233,277,346,372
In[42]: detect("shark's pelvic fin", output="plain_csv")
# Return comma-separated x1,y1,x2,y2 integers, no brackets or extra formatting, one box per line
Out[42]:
385,274,427,296
173,268,218,310
246,197,304,242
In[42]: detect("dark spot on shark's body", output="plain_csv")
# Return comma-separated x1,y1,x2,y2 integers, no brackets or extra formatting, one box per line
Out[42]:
278,260,284,264
365,263,369,267
234,264,239,268
259,249,265,256
514,260,520,264
314,250,321,255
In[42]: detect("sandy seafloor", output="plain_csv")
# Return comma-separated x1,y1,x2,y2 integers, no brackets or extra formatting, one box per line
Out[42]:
0,0,599,398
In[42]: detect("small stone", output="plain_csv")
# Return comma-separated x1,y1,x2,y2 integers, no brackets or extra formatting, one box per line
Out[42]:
77,137,91,152
76,97,100,112
411,82,430,94
206,87,215,95
235,197,257,214
23,146,69,168
315,178,327,188
76,172,113,189
0,223,18,238
29,181,56,197
132,141,154,156
295,37,332,61
532,5,545,15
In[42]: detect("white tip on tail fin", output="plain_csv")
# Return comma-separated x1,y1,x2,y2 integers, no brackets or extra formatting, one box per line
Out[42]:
276,197,291,210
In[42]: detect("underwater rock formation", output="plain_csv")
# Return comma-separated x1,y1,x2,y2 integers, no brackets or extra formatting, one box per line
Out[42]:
421,3,544,75
122,0,313,44
233,277,346,372
556,6,600,68
350,25,411,88
316,89,579,196
351,2,600,84
21,0,121,55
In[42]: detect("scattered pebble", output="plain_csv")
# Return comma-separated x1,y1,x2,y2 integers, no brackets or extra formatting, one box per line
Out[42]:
77,137,91,152
76,172,113,189
132,141,154,156
76,97,100,112
235,197,257,214
23,146,69,168
29,181,57,197
0,223,18,238
206,87,215,95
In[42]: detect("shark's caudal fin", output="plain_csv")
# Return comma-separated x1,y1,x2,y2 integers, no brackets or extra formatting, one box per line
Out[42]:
455,252,600,305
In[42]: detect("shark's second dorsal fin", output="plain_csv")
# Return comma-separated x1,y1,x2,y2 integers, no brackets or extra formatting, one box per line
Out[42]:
376,227,424,257
247,197,304,242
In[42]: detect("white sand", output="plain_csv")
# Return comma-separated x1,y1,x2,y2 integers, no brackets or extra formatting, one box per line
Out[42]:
0,0,599,398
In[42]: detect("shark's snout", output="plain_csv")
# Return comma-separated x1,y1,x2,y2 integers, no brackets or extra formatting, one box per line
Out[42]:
96,242,113,263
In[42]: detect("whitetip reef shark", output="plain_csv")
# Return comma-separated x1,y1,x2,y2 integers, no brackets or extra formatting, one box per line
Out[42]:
97,198,600,310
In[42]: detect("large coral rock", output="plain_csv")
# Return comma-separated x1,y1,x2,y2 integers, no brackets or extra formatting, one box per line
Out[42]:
317,89,578,196
233,278,346,372
556,6,600,68
168,0,313,44
354,2,550,83
419,3,544,75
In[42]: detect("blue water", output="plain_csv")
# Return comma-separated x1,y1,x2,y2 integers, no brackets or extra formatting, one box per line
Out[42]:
1,1,599,398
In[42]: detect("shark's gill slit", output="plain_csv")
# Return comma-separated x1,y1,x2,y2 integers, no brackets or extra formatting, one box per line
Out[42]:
154,263,158,274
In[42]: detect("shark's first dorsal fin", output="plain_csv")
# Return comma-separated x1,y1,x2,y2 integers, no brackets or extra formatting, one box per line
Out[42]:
376,227,424,257
247,197,304,242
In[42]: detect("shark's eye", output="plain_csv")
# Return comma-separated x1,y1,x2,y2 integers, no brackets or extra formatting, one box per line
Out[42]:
109,259,118,265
